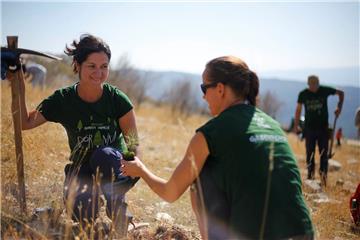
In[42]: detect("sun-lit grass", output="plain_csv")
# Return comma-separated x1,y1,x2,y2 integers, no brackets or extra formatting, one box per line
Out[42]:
1,82,359,239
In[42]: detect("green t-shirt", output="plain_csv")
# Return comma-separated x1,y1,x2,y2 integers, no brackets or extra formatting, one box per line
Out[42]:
297,86,336,130
37,83,133,165
197,104,314,239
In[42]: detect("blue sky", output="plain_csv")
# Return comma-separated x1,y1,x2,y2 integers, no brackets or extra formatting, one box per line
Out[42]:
1,1,359,84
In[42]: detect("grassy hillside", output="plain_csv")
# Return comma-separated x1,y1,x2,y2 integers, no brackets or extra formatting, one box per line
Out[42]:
1,82,359,239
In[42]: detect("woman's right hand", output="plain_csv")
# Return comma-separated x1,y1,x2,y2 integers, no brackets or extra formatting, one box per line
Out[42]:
5,71,16,81
121,157,145,178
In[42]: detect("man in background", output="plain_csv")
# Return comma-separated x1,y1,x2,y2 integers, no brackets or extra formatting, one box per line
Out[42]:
24,62,47,89
294,75,344,186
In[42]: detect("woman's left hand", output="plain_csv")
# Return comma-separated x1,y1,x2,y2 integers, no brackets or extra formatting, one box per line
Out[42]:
120,157,145,177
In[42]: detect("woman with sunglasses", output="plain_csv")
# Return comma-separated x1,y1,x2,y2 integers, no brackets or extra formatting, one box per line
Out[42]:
122,56,314,239
13,34,140,234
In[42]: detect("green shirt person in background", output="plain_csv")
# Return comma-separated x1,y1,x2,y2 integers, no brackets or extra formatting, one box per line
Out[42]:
122,56,314,239
294,75,344,186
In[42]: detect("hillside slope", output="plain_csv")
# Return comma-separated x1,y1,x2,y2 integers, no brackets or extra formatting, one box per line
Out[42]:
1,83,359,239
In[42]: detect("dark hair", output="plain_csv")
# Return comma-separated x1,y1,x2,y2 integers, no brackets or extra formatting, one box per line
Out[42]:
307,75,319,83
205,56,259,106
64,34,111,73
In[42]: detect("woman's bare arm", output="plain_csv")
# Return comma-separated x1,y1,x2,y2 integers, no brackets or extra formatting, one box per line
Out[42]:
121,132,209,203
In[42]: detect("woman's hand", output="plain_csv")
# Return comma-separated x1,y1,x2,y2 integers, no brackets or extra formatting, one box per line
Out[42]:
121,157,145,178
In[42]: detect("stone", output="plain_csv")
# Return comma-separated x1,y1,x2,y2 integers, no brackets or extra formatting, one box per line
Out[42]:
304,179,322,193
343,181,357,192
313,192,330,204
328,159,342,171
347,159,358,164
156,201,169,208
155,212,174,224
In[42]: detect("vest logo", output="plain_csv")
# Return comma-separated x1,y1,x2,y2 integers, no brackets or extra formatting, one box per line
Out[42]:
253,113,271,129
249,134,287,143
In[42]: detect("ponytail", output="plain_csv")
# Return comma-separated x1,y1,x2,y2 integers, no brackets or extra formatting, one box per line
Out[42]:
246,71,259,106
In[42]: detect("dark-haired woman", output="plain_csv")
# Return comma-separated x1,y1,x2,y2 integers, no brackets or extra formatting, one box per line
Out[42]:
13,34,139,231
122,56,314,239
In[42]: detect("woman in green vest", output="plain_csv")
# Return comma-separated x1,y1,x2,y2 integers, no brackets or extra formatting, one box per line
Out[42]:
122,56,314,239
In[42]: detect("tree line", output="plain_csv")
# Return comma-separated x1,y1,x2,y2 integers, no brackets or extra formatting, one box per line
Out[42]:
27,54,282,119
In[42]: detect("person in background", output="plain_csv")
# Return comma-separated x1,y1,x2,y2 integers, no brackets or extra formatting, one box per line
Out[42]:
336,127,343,147
293,75,344,186
24,62,47,89
355,107,360,139
11,34,140,235
122,56,314,239
287,116,305,140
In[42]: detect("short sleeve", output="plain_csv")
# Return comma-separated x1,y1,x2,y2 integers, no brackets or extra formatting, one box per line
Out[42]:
322,86,336,96
112,86,134,119
36,90,63,123
196,119,217,157
297,91,305,104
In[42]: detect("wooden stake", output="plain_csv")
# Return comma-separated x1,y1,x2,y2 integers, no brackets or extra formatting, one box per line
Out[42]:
7,36,27,213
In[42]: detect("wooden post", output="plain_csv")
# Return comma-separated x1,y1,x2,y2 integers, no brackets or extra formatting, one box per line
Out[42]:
7,36,27,213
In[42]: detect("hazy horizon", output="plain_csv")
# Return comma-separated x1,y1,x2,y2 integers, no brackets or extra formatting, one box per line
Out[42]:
2,1,359,84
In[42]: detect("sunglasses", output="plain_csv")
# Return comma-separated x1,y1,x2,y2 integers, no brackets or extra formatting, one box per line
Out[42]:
200,82,219,94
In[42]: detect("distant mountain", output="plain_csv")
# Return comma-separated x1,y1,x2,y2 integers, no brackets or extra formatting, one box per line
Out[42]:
138,70,360,139
259,66,359,87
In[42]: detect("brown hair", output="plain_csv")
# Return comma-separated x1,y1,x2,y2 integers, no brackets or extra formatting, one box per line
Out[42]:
307,75,319,84
64,34,111,73
205,56,259,106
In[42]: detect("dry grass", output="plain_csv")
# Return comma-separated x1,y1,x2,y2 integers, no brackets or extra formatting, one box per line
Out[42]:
289,133,360,239
1,82,359,239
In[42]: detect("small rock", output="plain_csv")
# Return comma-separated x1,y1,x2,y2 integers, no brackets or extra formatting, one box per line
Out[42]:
145,206,154,214
348,171,359,178
313,192,330,204
155,212,174,224
346,139,360,147
156,201,169,208
304,179,322,193
32,207,54,220
307,192,339,204
343,181,356,192
328,159,342,171
347,159,358,164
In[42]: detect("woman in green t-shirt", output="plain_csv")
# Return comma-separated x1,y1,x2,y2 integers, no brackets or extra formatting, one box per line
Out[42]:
12,34,140,234
122,56,314,239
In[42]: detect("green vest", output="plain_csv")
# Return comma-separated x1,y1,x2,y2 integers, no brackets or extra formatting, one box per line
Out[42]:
37,83,133,165
197,104,314,239
297,86,336,130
